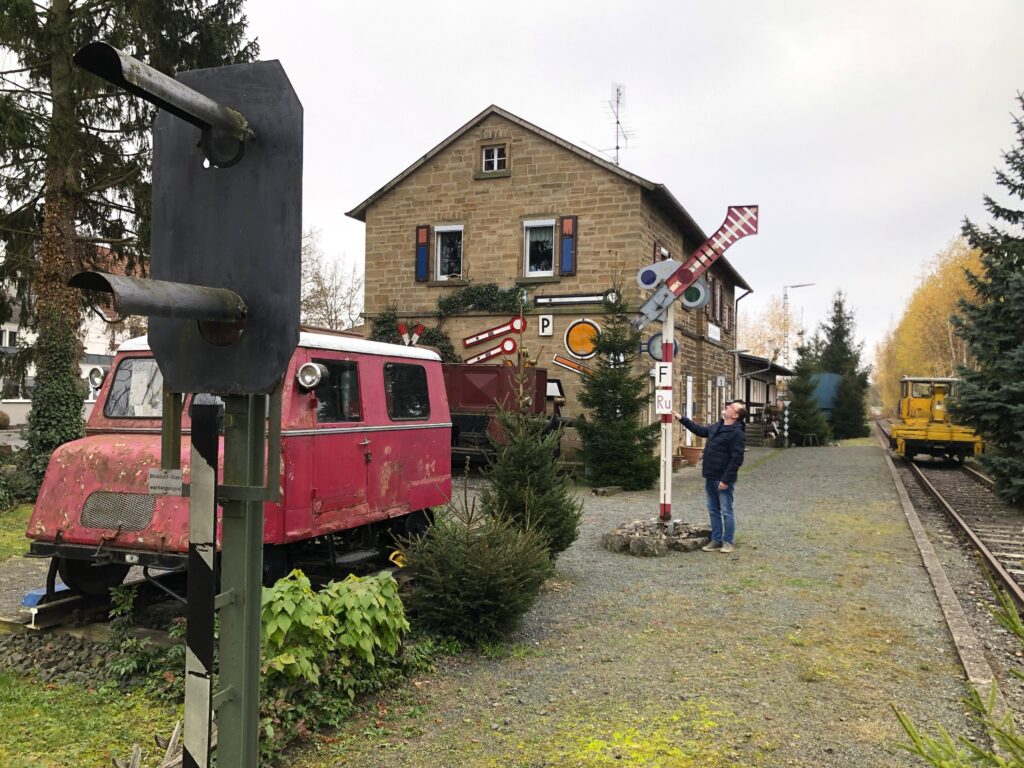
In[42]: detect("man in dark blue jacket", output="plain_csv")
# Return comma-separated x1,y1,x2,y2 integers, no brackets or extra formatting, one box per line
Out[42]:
674,400,747,553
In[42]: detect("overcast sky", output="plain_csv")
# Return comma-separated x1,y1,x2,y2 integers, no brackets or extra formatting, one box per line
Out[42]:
246,0,1024,362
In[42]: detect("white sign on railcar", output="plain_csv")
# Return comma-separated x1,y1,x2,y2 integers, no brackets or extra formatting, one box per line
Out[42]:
148,468,183,496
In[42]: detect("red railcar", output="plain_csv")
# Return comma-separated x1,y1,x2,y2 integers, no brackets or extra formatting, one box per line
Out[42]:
26,332,452,594
442,363,550,462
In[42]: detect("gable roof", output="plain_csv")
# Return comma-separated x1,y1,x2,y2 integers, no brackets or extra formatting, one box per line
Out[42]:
346,104,751,291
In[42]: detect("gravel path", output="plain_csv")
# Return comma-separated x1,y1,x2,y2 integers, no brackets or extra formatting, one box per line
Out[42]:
292,445,986,767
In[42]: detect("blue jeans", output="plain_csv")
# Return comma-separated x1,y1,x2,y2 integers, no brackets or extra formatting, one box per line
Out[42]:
704,478,735,544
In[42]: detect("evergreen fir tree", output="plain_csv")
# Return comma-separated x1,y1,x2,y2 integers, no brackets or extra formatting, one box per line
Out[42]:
1,2,258,493
952,94,1024,505
818,291,870,438
576,291,659,490
786,345,832,446
479,363,582,558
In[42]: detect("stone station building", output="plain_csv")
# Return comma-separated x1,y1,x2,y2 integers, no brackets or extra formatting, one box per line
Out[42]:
347,105,754,457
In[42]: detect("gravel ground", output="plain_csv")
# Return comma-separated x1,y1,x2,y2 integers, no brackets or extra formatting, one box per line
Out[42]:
290,445,987,767
0,444,1003,767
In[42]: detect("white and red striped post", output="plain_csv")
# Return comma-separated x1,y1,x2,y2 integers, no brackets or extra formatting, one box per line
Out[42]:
658,300,675,522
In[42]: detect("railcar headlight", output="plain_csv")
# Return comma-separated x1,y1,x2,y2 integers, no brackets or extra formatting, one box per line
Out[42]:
87,366,108,389
296,362,328,390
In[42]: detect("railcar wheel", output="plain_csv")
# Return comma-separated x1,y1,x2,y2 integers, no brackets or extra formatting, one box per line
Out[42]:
57,557,130,596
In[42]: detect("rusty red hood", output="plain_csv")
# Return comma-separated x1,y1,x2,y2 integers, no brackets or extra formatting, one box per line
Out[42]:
27,433,194,548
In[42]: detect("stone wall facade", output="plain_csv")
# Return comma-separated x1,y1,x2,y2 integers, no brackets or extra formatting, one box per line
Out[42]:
356,111,746,456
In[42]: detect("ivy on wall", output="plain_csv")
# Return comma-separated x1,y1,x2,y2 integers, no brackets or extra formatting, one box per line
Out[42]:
371,284,527,364
435,284,524,319
370,307,461,363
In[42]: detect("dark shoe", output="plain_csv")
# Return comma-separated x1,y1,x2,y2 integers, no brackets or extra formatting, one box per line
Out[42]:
719,542,735,553
702,541,722,552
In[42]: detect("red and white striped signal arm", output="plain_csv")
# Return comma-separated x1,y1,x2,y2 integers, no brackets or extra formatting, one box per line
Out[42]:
466,337,517,365
462,316,526,348
665,205,758,298
410,324,424,346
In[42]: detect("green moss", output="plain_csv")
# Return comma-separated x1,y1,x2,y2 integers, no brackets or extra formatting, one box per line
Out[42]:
481,701,744,768
0,504,31,562
0,674,179,767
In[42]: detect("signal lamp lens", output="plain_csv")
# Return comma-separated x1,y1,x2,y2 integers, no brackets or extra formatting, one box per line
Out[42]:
296,362,327,390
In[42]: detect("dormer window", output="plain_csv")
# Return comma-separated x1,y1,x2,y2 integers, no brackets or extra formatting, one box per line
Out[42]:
482,144,506,172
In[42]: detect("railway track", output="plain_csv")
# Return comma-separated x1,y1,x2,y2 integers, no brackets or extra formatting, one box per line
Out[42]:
910,460,1024,604
875,419,1024,605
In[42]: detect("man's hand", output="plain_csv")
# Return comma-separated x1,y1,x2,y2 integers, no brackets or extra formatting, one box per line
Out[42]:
718,481,729,490
673,411,683,421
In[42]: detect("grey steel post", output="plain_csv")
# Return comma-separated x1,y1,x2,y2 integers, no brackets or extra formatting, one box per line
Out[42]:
216,394,266,766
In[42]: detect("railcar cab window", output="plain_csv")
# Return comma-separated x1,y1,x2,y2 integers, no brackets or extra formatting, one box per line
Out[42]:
104,358,164,418
313,359,362,423
911,382,934,398
384,363,429,420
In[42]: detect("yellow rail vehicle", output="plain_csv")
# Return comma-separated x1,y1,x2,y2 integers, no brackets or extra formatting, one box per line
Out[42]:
889,377,983,462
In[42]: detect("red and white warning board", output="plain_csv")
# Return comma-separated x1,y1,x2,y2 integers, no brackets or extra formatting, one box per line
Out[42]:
463,316,526,348
466,337,517,365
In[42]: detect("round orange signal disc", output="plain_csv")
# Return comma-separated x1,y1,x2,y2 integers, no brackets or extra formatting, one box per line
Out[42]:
564,318,600,359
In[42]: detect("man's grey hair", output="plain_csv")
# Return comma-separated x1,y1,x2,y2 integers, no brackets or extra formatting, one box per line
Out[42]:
730,400,747,419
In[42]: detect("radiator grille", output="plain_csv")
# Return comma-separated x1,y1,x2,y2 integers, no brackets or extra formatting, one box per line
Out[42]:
81,492,155,531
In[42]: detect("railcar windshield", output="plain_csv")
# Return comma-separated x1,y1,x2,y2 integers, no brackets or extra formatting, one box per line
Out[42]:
104,358,164,418
910,382,934,398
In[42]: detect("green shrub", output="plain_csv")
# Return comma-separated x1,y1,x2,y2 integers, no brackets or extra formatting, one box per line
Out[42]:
479,367,582,557
259,570,409,761
369,305,460,362
398,492,553,645
0,410,10,430
576,289,660,490
0,476,12,512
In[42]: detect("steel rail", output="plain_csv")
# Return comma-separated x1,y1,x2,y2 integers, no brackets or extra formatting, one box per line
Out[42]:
962,462,995,489
908,461,1024,608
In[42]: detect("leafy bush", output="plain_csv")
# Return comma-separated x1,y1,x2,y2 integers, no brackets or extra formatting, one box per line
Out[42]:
369,305,460,362
479,367,582,557
0,410,9,429
0,475,12,512
21,309,85,494
259,570,409,760
398,492,553,645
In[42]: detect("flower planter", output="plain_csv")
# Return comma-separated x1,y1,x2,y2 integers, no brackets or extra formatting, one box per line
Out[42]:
680,446,703,466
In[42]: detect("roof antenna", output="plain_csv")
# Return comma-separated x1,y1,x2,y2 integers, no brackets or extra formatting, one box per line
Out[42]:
609,83,628,166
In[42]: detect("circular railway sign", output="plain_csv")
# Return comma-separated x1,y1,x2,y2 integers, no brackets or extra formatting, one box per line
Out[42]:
564,318,600,359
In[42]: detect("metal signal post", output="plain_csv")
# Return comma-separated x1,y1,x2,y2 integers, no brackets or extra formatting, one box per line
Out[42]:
72,42,301,768
657,300,675,521
635,206,760,522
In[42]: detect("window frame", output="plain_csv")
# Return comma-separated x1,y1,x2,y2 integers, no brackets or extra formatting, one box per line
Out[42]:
482,144,507,173
523,218,556,277
383,362,431,421
103,356,166,420
311,357,363,424
434,224,464,281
